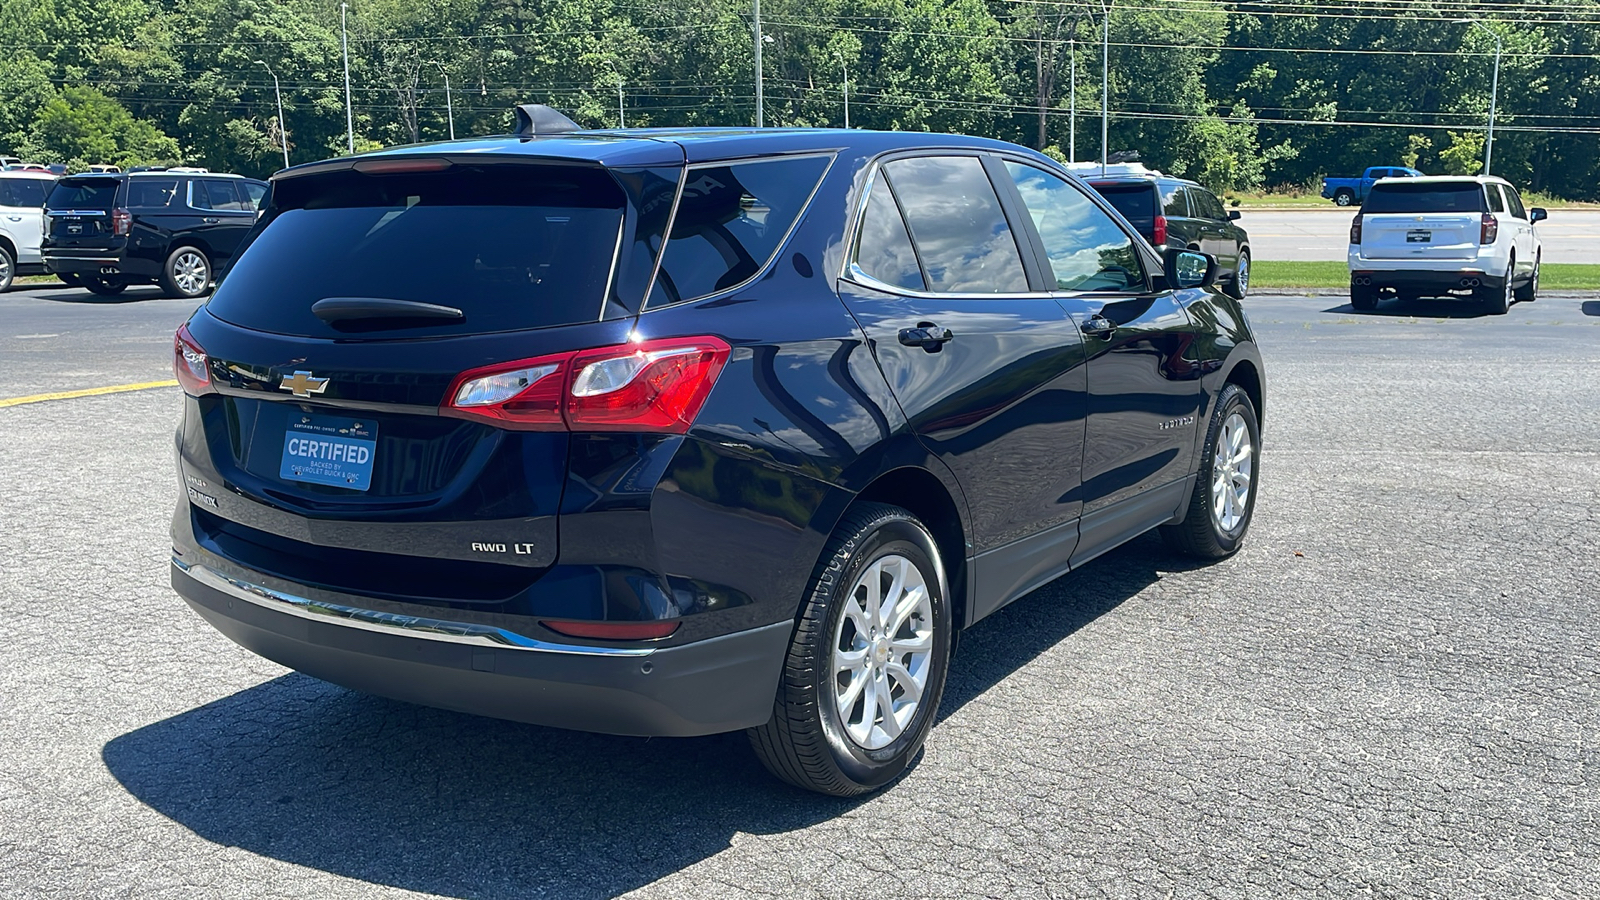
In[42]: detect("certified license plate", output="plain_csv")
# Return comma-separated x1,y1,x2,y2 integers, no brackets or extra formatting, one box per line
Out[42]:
1406,229,1432,243
279,414,377,491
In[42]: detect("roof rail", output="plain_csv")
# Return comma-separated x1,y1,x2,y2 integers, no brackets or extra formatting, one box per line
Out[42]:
514,104,581,137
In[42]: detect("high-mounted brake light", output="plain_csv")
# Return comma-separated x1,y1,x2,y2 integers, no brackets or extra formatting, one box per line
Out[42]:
1350,216,1363,244
1480,213,1498,245
440,336,731,434
173,323,214,396
1153,214,1168,247
541,619,680,641
112,208,132,236
352,158,452,175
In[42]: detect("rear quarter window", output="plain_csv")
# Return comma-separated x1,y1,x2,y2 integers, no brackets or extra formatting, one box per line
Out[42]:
126,179,180,209
1364,183,1486,214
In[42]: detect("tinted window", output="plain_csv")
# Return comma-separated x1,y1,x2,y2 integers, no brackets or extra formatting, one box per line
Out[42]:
854,171,924,291
1006,162,1144,293
198,179,249,212
1503,185,1527,219
1160,182,1186,217
127,178,180,209
0,178,48,208
47,178,120,210
1191,187,1226,220
648,155,829,306
1364,182,1486,213
884,156,1028,294
1094,184,1155,224
207,165,627,338
1486,185,1505,214
242,181,267,209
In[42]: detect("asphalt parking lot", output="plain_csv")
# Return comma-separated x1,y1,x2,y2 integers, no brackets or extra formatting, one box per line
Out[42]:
2,284,1597,898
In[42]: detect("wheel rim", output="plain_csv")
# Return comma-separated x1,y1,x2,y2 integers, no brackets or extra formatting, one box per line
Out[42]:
1211,412,1253,534
0,253,10,284
1504,270,1514,307
1236,255,1249,295
831,553,934,751
173,252,208,295
1336,193,1351,206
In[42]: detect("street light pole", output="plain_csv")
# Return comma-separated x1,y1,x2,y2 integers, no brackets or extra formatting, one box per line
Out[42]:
1100,0,1111,177
836,51,849,129
438,66,455,139
1069,38,1076,163
753,0,763,127
617,77,625,129
341,3,354,153
253,60,289,169
1456,18,1502,176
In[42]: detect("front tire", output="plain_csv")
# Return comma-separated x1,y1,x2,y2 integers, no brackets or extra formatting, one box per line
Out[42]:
57,272,83,287
1227,249,1250,299
1334,189,1355,207
748,503,953,796
160,246,211,298
1160,384,1260,560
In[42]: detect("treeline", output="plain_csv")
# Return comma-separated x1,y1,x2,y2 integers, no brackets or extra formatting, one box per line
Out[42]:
1,0,1597,198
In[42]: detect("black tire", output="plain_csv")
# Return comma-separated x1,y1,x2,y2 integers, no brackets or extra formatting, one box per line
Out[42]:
1515,253,1539,302
1226,249,1250,300
748,502,953,796
0,245,14,292
84,277,127,296
1334,189,1355,207
57,272,83,287
1350,283,1378,311
159,245,212,299
1159,384,1261,560
1480,254,1513,315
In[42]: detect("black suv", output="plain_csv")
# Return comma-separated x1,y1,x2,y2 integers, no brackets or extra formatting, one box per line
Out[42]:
1086,171,1252,299
169,108,1265,796
42,170,267,297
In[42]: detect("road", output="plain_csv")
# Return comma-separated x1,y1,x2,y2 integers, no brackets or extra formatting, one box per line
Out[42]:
1240,207,1600,263
2,285,1598,898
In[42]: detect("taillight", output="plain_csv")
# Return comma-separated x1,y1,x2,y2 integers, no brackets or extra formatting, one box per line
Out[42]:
1350,216,1362,244
1480,213,1498,245
1153,215,1168,247
173,324,213,396
112,208,131,236
441,336,731,434
542,619,680,641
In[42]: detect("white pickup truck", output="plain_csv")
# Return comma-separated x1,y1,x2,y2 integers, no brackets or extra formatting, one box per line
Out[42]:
1347,175,1546,315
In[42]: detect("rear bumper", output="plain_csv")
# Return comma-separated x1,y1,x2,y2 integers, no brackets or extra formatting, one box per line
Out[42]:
42,251,158,279
171,558,791,737
1347,252,1507,291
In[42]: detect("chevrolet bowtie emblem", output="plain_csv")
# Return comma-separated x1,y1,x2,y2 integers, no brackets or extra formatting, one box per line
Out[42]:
279,370,330,398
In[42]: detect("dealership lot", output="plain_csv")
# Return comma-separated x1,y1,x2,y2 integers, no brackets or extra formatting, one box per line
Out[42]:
1,288,1597,898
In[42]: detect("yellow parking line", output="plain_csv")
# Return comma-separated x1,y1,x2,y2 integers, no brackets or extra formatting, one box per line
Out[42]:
0,380,179,409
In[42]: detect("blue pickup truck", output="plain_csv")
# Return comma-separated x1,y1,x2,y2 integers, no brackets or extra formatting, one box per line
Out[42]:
1321,166,1424,206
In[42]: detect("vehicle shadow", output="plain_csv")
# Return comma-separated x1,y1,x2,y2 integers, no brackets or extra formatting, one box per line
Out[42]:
24,285,179,304
102,534,1177,899
1322,296,1497,319
1583,301,1600,317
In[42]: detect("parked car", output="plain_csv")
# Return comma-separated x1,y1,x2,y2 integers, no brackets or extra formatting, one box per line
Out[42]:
0,169,58,291
1321,166,1423,207
168,107,1266,796
1347,175,1544,314
41,170,267,297
1084,167,1253,299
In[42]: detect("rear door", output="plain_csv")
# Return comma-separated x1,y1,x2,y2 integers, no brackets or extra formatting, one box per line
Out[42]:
1358,182,1485,261
1188,187,1236,268
1499,185,1536,275
190,178,256,259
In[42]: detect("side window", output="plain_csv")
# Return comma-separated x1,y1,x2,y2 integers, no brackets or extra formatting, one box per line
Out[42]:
242,181,268,209
0,181,13,206
203,180,250,212
881,156,1029,294
188,179,211,210
126,178,179,209
1004,161,1145,293
1160,182,1186,217
854,171,925,291
648,155,830,306
1197,189,1226,220
1503,186,1527,219
1486,185,1506,214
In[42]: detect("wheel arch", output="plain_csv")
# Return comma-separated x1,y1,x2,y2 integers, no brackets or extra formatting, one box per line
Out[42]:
1223,357,1264,431
0,233,16,260
852,466,971,632
165,239,215,262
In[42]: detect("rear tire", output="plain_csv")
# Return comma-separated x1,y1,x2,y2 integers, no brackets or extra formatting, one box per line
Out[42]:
1334,189,1355,207
0,245,14,292
1160,384,1260,560
160,246,211,298
1350,282,1378,311
1480,255,1513,315
1515,253,1539,302
748,502,953,796
57,272,83,287
84,277,126,296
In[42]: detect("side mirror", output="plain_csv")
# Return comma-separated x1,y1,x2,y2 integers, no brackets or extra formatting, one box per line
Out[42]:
1530,207,1548,223
1165,249,1217,290
1228,210,1242,220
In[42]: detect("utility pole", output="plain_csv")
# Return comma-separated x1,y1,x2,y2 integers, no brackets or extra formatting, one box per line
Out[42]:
438,65,455,139
253,60,289,169
753,0,764,127
341,3,354,153
1069,38,1076,163
1100,0,1111,177
837,51,849,128
617,77,625,128
1456,18,1501,175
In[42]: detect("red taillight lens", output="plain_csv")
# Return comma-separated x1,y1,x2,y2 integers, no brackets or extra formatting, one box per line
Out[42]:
1480,213,1498,245
1153,215,1167,247
541,619,680,641
173,324,213,396
441,336,731,434
567,337,731,433
1350,216,1363,244
112,208,131,236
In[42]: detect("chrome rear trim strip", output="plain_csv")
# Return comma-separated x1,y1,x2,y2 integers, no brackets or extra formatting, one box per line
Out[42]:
175,559,654,657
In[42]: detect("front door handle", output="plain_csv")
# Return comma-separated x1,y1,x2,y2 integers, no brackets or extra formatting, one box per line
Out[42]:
1081,314,1118,338
898,323,954,352
203,217,219,224
5,215,20,222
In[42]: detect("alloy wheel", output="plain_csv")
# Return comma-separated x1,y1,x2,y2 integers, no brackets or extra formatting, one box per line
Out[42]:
831,553,934,751
1211,412,1253,534
1235,255,1250,297
173,251,209,295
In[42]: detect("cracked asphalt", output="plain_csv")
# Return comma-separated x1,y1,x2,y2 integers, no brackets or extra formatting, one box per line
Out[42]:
1,285,1597,898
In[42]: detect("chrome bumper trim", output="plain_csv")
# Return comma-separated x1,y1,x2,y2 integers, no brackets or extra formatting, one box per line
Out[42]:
174,559,654,657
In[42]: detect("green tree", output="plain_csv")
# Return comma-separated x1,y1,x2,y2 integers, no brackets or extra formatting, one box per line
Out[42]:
28,85,181,166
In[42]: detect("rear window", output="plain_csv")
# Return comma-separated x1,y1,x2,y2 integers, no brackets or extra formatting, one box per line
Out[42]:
1364,182,1486,214
1093,184,1155,223
206,164,628,338
47,178,120,210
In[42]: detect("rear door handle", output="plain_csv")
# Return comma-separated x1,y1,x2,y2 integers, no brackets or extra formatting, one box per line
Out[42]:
898,324,954,352
203,217,219,224
1081,314,1118,338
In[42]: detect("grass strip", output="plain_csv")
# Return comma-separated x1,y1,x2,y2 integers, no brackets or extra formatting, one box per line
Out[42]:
1252,260,1600,291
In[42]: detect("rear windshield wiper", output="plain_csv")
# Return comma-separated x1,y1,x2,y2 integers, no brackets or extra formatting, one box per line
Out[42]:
311,297,464,323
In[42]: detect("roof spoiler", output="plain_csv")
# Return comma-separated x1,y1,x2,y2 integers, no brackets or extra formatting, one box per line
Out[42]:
514,104,581,137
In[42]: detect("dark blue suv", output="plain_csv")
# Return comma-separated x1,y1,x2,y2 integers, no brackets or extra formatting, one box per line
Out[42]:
170,107,1265,796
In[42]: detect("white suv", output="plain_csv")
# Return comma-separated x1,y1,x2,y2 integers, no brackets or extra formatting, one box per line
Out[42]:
1347,175,1545,315
0,170,57,292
